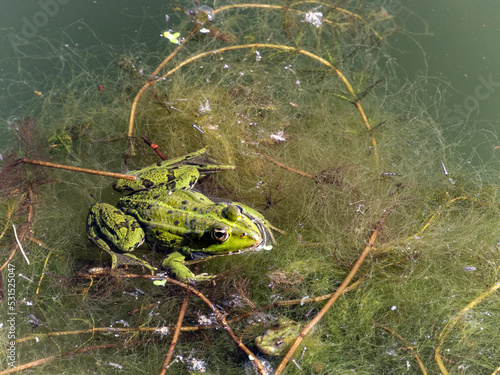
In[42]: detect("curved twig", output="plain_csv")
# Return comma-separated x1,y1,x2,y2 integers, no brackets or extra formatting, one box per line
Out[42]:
127,43,376,160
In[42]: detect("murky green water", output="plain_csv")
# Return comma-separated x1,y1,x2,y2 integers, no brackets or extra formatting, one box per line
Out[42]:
1,1,500,374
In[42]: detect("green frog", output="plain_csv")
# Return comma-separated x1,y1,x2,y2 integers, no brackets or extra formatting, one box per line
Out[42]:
254,318,303,356
87,148,276,282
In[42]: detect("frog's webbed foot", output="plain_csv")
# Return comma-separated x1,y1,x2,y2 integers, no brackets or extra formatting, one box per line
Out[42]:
162,251,215,282
111,252,157,273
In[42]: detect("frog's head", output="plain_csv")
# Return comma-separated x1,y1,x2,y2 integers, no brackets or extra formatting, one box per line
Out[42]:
190,203,274,256
255,318,302,356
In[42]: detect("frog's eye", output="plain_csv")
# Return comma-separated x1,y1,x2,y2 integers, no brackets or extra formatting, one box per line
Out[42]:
211,227,229,243
223,205,241,222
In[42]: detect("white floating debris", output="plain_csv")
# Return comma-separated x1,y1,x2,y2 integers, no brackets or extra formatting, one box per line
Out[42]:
155,326,170,336
303,11,323,28
270,130,287,143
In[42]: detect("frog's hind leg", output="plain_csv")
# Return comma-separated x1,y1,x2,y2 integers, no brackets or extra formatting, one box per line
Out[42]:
87,202,155,272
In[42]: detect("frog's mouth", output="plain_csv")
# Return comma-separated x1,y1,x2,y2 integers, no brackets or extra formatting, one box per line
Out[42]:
242,212,275,252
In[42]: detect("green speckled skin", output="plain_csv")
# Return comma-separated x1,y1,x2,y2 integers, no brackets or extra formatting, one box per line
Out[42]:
119,189,262,255
255,318,303,356
86,148,274,281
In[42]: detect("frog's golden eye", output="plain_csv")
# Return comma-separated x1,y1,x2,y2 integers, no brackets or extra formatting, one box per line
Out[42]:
211,227,229,243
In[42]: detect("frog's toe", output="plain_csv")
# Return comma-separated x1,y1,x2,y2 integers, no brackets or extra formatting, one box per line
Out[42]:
189,273,216,283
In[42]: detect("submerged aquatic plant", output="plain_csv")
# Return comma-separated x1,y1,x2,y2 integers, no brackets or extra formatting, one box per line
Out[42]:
1,1,500,374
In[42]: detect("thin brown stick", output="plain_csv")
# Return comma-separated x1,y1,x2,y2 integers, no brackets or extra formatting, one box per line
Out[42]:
159,295,190,374
275,206,394,374
0,343,120,375
142,136,168,160
261,153,314,179
21,158,136,181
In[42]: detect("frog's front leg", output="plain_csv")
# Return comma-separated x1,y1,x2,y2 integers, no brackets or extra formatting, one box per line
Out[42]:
162,251,214,282
87,202,156,272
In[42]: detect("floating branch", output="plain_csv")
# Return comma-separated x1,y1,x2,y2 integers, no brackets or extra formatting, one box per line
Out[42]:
21,159,137,181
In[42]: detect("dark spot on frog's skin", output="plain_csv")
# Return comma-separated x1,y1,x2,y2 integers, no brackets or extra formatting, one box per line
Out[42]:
167,210,173,214
156,161,162,166
170,239,176,244
182,200,188,205
147,204,153,209
190,219,196,226
153,195,160,200
143,179,154,188
193,207,198,211
174,220,180,225
159,182,165,187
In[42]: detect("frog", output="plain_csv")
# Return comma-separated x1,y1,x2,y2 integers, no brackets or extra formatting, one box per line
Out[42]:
86,147,276,282
254,317,303,356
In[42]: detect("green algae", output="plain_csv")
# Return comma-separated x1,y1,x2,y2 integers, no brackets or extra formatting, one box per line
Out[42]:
1,1,500,374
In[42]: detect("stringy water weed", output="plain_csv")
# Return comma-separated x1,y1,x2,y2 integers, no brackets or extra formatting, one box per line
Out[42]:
1,1,500,374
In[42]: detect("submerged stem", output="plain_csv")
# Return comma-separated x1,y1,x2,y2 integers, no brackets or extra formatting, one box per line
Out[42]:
275,206,394,374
